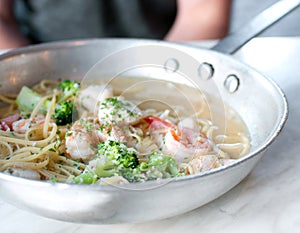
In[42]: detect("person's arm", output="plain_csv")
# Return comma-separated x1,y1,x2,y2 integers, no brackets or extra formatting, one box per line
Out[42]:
0,0,30,49
165,0,231,41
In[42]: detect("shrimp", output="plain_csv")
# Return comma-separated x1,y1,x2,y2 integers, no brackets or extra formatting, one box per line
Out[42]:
77,84,114,113
65,130,97,162
12,115,45,134
65,117,129,161
187,155,235,174
145,116,211,163
98,97,142,126
65,118,100,162
96,124,127,144
163,128,211,163
186,155,220,174
0,114,20,131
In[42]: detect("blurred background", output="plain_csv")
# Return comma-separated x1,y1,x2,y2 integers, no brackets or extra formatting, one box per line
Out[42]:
231,0,300,36
1,0,300,50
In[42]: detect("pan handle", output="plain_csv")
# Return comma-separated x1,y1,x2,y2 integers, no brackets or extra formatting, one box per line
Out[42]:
212,0,300,54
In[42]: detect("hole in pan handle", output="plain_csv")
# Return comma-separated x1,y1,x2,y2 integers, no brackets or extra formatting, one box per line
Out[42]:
212,0,300,55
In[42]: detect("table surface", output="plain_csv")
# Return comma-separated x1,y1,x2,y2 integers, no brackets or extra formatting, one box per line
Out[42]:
0,37,299,233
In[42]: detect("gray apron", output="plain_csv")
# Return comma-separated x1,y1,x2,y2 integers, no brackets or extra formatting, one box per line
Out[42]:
14,0,177,43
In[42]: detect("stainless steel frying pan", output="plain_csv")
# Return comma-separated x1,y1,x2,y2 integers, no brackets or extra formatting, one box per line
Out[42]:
0,0,296,224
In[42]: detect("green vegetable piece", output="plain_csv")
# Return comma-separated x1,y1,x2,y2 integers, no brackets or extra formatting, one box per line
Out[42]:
58,80,80,101
148,152,179,177
53,100,77,125
118,167,142,182
16,86,50,113
49,178,58,183
73,172,98,184
94,160,117,178
96,140,141,182
97,140,139,169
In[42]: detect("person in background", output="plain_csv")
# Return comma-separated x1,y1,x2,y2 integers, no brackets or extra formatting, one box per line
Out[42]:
0,0,231,50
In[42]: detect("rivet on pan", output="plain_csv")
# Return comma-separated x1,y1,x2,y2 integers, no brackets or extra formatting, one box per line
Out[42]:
164,58,179,73
198,62,214,80
224,74,240,93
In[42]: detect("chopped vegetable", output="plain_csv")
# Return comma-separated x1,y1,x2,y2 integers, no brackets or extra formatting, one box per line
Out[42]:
16,86,49,113
73,172,98,184
72,142,182,184
73,140,140,184
52,100,77,125
141,152,180,179
97,140,141,182
51,80,80,125
97,140,139,169
58,80,80,101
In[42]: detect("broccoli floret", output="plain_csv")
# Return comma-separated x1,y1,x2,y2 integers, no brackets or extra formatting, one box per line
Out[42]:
97,140,141,182
142,152,179,179
72,158,117,185
16,86,50,114
53,100,77,125
73,171,98,184
58,80,80,100
118,167,143,182
94,159,118,178
73,141,140,184
96,142,180,181
72,141,140,184
53,80,80,125
97,141,139,169
72,143,181,184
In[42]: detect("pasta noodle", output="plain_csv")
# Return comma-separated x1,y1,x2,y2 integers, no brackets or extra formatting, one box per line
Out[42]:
0,81,85,182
